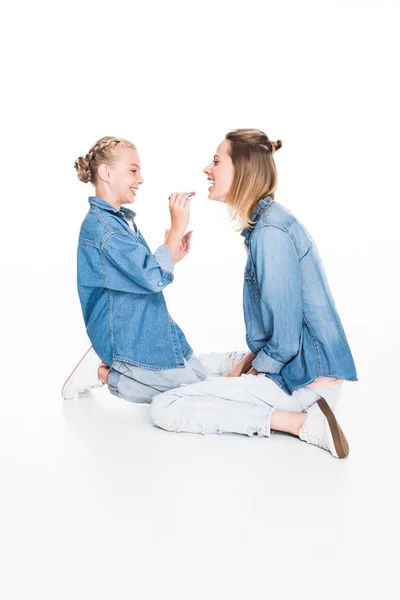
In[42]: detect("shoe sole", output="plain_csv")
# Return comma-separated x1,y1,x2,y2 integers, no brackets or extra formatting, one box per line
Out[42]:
61,346,102,399
317,398,349,458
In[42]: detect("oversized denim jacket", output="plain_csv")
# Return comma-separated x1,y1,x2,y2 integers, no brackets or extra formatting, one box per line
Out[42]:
77,196,193,369
241,197,357,394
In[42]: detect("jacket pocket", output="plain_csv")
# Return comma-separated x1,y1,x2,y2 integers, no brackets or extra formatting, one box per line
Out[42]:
244,268,260,303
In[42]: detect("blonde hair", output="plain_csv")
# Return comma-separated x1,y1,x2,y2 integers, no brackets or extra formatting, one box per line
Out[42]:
225,129,282,230
74,136,137,185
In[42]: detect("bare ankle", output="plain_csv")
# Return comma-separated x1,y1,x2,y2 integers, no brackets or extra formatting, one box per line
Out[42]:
294,413,306,436
271,410,306,436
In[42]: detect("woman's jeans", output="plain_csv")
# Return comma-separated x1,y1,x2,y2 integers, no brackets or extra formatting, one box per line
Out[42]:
107,351,248,403
108,351,342,438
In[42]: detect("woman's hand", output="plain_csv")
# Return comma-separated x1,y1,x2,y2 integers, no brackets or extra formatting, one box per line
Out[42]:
246,367,259,376
226,352,257,377
165,229,193,263
226,362,245,377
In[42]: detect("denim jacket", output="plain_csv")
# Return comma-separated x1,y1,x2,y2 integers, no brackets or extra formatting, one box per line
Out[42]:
77,196,193,369
241,197,357,394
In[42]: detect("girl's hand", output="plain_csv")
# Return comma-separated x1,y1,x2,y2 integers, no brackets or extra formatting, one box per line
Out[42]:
169,192,191,234
165,229,193,263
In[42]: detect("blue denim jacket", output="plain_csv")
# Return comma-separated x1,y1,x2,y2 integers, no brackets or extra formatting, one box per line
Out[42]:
77,196,193,369
241,197,357,394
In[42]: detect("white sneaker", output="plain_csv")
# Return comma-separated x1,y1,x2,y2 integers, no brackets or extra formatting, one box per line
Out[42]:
299,398,349,458
62,347,104,400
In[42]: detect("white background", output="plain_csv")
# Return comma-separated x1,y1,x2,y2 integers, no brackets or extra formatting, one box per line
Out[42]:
1,1,399,599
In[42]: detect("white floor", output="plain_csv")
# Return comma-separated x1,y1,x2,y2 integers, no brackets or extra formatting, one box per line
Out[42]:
1,369,398,600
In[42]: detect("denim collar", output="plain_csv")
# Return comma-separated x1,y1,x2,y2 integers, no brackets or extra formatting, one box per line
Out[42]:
89,196,137,220
241,196,273,247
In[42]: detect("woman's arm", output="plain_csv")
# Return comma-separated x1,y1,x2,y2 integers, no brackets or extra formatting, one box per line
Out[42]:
250,226,302,374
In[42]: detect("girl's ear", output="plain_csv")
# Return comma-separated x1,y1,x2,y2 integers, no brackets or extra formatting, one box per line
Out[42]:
98,163,110,182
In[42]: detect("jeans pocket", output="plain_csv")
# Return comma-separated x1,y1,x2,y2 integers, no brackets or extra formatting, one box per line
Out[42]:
111,360,134,377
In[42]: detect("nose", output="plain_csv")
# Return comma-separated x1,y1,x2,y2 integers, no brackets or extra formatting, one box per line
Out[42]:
203,164,211,175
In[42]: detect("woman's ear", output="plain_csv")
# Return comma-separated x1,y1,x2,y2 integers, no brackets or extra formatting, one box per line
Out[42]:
98,163,110,182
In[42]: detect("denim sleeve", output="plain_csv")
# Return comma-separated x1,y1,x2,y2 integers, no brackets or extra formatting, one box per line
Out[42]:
250,226,302,374
153,244,175,274
103,233,174,294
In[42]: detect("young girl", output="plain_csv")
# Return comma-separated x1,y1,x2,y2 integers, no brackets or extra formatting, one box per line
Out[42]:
150,129,358,458
63,136,247,403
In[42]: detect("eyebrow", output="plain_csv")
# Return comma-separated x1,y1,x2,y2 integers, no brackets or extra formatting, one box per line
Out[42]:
214,155,220,159
129,163,140,167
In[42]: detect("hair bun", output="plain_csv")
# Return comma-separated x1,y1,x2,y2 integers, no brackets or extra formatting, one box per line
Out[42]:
74,156,91,183
271,140,283,153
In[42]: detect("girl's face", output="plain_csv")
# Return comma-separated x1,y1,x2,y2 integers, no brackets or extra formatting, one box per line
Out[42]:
100,147,144,207
203,139,235,203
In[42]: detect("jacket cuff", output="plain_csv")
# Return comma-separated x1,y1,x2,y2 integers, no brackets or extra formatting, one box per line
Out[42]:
252,349,285,374
154,244,175,274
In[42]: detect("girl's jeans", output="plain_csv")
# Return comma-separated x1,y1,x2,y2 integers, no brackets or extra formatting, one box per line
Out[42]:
108,351,341,438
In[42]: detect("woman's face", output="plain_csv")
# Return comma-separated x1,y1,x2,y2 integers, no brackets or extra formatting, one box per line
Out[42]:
203,139,235,203
99,147,144,207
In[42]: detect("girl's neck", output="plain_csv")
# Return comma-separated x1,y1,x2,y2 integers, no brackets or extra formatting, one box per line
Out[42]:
95,187,122,211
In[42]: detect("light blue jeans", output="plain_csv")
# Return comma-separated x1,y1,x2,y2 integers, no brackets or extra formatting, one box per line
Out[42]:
150,375,342,438
107,350,341,438
107,351,248,403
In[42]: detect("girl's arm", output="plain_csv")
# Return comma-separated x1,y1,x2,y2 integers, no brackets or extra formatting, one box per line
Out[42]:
164,192,191,262
98,192,192,295
100,233,175,294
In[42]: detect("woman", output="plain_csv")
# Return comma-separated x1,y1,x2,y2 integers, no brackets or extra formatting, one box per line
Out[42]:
150,129,358,458
63,136,247,402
